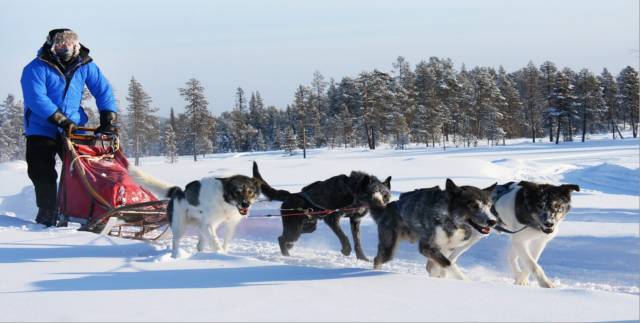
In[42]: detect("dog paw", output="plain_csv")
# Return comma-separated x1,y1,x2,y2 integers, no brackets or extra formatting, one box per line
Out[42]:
514,279,529,286
356,255,370,262
341,246,352,256
540,280,556,288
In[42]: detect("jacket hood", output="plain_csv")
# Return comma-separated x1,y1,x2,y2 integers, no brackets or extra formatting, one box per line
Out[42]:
37,42,92,66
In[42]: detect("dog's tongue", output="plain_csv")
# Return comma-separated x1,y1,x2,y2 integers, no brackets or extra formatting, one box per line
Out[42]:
239,208,248,216
481,227,491,234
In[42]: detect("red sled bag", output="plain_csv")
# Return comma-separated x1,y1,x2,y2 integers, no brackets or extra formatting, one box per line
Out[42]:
57,129,168,239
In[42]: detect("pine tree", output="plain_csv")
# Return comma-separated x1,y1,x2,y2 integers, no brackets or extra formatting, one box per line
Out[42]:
454,67,476,147
548,71,576,144
392,56,417,143
310,71,329,147
163,122,178,163
497,66,524,139
519,61,545,142
292,85,312,158
357,70,394,149
81,87,99,126
575,69,606,142
0,95,16,162
539,61,558,141
179,78,213,160
272,128,283,150
126,77,159,165
283,127,297,155
336,103,354,148
599,68,621,139
471,67,506,145
617,66,639,138
255,130,267,151
169,107,177,132
231,87,250,151
1,95,26,160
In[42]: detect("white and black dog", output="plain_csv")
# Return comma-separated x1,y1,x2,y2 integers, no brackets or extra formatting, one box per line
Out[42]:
128,163,262,258
370,179,497,280
491,181,580,288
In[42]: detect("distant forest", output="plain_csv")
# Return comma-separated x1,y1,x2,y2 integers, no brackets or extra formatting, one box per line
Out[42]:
1,57,638,163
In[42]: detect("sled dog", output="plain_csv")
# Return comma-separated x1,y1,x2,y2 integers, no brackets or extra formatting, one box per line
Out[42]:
128,163,262,258
253,162,391,261
491,181,580,288
370,179,497,280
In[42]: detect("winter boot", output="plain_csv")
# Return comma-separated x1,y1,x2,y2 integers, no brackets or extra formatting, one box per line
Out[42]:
35,208,49,225
35,208,56,227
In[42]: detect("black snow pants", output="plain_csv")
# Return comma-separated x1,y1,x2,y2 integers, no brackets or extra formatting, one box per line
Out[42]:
26,135,63,211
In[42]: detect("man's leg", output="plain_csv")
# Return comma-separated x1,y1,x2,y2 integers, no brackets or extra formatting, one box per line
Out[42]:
26,135,61,227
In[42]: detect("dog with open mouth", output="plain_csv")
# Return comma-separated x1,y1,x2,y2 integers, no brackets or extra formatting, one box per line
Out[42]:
370,179,497,280
128,163,262,258
491,181,580,288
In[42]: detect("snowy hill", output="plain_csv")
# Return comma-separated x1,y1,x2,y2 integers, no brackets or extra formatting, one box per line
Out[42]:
0,134,638,322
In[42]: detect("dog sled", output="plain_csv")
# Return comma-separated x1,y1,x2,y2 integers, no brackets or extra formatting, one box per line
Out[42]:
56,127,169,240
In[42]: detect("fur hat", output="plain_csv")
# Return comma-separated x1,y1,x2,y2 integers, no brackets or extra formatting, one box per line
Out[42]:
46,28,80,59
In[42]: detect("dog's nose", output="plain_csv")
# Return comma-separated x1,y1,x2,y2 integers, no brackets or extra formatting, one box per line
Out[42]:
487,219,497,227
543,221,554,228
241,202,250,208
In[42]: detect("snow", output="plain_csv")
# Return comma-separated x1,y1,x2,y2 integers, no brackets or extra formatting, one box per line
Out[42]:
0,133,638,322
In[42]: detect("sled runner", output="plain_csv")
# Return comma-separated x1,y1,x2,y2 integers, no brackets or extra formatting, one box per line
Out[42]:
56,127,169,240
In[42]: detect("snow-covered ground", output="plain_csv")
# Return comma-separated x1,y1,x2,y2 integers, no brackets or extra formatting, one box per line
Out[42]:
0,133,638,322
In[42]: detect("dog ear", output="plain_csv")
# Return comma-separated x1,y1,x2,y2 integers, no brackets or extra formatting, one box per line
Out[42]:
252,161,267,184
483,182,497,192
384,176,392,189
560,184,580,193
445,178,460,195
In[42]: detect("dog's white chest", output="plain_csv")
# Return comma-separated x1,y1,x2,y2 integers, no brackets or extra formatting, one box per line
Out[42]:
434,227,468,249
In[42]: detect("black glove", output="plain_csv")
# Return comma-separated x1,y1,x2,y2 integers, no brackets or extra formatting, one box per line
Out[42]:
47,110,77,132
95,111,117,134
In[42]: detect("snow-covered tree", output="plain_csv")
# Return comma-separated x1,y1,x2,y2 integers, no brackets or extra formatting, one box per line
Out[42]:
126,77,159,165
282,127,297,155
575,69,606,142
357,70,394,149
163,122,178,163
617,66,639,138
497,66,524,139
517,61,546,142
539,61,558,141
1,95,25,161
179,78,213,160
598,68,621,139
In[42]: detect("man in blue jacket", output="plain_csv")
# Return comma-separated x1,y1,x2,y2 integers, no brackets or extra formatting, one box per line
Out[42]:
21,28,118,226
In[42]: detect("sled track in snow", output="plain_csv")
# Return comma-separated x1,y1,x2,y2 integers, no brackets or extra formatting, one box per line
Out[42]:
151,236,640,295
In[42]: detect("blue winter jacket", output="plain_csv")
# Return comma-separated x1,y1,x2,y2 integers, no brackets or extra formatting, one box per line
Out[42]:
21,44,117,139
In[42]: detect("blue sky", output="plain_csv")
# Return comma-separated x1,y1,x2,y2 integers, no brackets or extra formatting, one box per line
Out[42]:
1,0,638,116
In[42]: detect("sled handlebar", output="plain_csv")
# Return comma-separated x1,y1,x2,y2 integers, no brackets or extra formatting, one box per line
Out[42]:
66,127,118,141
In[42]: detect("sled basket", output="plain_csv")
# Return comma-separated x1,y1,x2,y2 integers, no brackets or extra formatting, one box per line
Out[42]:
56,127,169,240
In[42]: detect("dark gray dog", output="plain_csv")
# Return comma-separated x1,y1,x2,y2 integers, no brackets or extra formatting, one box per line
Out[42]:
253,162,391,260
370,179,497,280
492,181,580,288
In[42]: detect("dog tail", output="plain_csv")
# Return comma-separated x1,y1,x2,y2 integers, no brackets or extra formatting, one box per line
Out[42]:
164,186,185,224
252,161,292,201
128,165,175,199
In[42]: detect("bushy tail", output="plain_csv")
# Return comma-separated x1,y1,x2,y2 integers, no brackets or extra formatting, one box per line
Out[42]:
165,186,184,224
127,165,175,199
252,161,292,201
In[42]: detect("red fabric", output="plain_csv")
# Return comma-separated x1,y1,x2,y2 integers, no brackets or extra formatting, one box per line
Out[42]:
57,144,158,221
